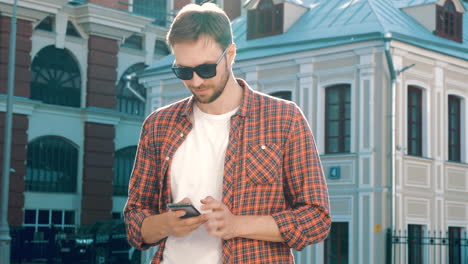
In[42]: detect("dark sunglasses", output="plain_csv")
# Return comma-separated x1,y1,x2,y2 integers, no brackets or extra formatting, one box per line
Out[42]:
171,47,228,80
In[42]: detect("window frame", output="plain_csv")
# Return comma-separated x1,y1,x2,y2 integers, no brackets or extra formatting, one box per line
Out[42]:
324,222,349,264
247,0,284,40
448,95,462,162
325,84,351,154
113,146,138,196
26,136,79,193
436,0,463,43
407,86,423,157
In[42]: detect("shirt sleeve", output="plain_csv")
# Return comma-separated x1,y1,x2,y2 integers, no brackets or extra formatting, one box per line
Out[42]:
124,117,161,250
272,106,331,251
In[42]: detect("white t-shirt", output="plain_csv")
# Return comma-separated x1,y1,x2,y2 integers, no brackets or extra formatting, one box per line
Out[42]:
161,104,238,264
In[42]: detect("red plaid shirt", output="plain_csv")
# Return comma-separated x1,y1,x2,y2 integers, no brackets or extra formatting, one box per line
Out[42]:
124,79,331,264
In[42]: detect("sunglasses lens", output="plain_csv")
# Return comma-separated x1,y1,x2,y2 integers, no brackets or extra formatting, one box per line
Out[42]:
172,67,193,80
195,64,217,79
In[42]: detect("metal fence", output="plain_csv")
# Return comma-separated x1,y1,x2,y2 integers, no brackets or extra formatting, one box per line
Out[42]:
387,229,468,264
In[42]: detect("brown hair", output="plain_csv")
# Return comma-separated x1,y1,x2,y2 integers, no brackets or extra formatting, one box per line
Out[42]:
166,3,233,50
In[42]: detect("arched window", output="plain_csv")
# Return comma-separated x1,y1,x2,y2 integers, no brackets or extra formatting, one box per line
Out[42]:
247,0,283,40
31,46,81,107
269,91,292,101
26,136,78,193
113,146,137,196
436,0,463,42
116,64,147,116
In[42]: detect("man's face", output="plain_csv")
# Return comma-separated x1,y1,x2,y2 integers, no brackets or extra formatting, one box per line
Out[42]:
172,38,230,104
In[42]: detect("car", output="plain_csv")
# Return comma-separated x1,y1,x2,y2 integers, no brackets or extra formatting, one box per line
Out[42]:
58,219,141,264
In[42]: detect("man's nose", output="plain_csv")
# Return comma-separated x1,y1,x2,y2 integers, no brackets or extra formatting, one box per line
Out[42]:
188,72,204,87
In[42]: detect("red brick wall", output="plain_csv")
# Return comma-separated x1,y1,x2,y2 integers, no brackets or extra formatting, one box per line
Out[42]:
81,122,115,225
0,113,28,226
0,16,32,97
87,36,118,109
87,0,129,11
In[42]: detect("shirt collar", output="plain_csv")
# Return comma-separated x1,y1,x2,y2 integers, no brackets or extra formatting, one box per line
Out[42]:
180,78,254,118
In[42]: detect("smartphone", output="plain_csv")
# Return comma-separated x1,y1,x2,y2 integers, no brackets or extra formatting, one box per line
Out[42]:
167,203,201,219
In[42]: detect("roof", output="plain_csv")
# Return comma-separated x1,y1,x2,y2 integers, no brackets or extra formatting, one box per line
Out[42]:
143,0,468,77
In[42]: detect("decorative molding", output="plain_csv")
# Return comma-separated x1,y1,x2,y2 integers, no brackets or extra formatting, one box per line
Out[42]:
0,0,67,22
72,2,153,41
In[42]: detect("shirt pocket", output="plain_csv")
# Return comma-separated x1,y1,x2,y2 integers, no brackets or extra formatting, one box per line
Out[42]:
245,143,282,185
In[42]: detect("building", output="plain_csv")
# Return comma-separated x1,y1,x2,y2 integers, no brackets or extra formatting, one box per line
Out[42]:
0,0,241,261
141,0,468,263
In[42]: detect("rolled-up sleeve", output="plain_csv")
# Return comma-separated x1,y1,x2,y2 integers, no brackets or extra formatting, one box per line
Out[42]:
124,118,160,250
272,106,331,251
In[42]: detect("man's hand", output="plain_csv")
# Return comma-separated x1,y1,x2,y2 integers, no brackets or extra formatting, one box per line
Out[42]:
201,196,285,242
141,198,207,243
201,196,240,240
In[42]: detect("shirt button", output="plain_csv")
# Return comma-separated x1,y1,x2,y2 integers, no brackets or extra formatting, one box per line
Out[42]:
261,145,266,150
180,133,184,137
165,156,170,161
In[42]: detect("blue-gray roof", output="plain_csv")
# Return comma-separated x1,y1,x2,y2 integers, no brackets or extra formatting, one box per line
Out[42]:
143,0,468,76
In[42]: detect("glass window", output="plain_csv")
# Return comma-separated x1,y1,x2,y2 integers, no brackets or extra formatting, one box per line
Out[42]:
407,86,423,156
116,63,147,116
408,224,424,264
449,227,463,264
133,0,168,26
436,0,463,42
113,146,138,196
448,95,461,162
269,91,292,101
30,46,81,107
26,136,78,193
247,0,283,40
24,209,75,233
325,84,351,154
324,222,349,264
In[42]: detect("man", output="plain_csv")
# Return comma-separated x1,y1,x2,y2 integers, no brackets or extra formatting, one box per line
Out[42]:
124,3,330,264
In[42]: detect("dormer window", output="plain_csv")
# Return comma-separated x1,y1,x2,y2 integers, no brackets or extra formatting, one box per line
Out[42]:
436,0,463,42
247,0,284,40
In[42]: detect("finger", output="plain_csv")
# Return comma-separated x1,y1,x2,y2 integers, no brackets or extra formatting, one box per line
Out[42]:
201,201,223,211
178,197,192,203
204,211,224,221
173,210,187,218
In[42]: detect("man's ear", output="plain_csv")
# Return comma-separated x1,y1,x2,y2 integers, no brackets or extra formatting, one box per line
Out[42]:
227,43,236,65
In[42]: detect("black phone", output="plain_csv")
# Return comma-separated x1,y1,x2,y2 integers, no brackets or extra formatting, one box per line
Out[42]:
167,203,201,219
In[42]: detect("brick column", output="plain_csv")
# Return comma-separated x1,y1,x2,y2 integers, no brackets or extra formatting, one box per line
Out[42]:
82,35,118,225
82,123,115,224
0,16,32,226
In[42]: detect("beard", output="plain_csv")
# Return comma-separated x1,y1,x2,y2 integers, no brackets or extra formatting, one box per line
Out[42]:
189,63,230,104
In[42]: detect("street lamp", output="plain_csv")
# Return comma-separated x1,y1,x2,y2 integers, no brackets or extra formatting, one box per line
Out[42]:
0,0,18,264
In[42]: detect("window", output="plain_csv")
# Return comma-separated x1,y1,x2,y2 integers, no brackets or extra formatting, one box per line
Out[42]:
26,136,78,193
408,224,424,264
122,34,143,50
269,91,292,101
324,222,349,264
325,84,351,154
133,0,167,26
31,46,81,108
113,146,137,196
66,21,81,37
247,0,283,40
436,0,463,42
24,209,75,240
116,63,147,116
448,95,461,162
154,40,170,56
407,86,423,156
449,227,463,264
36,16,53,31
196,0,217,4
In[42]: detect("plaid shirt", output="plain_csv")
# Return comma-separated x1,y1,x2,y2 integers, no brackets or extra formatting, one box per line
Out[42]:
124,79,331,264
